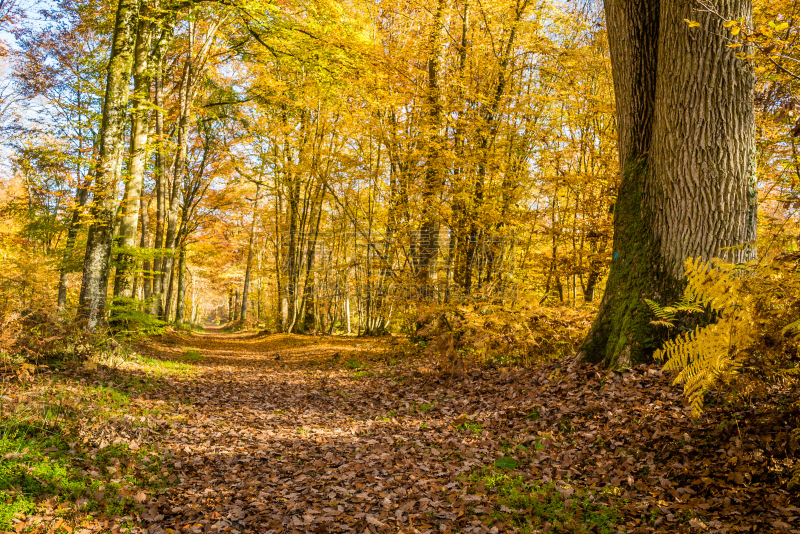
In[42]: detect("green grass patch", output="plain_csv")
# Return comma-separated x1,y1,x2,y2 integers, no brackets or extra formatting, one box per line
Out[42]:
0,420,173,530
138,356,197,374
179,349,203,361
352,370,375,379
83,385,131,409
344,359,363,370
414,401,435,414
466,466,622,534
458,421,483,436
377,409,399,422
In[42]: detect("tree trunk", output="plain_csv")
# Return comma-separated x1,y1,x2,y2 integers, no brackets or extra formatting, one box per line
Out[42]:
151,59,167,317
112,1,153,301
57,171,92,311
140,195,152,300
77,0,139,330
175,245,186,323
417,0,446,300
161,57,192,320
241,184,260,321
580,0,756,367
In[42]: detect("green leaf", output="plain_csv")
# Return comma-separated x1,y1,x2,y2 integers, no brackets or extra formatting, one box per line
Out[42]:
494,457,518,470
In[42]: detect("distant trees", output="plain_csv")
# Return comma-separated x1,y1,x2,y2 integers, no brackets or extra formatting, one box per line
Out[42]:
6,0,791,343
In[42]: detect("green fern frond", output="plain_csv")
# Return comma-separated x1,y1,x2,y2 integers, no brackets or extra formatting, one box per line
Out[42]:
645,299,675,324
782,318,800,335
790,463,800,490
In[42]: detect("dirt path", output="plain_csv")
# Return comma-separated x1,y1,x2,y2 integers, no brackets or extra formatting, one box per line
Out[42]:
128,330,797,534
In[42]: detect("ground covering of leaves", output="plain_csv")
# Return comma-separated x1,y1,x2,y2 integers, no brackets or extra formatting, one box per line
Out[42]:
3,329,799,533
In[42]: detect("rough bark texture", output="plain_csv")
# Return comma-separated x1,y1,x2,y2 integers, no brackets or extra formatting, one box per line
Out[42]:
78,0,139,329
649,1,757,274
580,0,757,367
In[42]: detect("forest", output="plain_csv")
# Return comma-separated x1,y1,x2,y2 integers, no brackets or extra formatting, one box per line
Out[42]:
0,0,799,532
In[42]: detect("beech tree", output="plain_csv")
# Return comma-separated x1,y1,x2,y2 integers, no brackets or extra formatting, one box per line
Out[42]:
579,0,758,367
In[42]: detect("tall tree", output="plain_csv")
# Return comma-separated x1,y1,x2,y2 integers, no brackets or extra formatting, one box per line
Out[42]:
112,0,155,301
77,0,140,329
579,0,757,367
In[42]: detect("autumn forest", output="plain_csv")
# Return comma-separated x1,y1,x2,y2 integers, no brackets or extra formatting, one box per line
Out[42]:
0,0,799,532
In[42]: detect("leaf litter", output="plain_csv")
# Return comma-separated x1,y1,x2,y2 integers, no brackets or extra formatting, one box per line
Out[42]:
6,329,797,533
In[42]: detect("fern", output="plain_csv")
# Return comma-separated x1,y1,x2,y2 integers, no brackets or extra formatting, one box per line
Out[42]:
645,299,676,327
652,256,800,417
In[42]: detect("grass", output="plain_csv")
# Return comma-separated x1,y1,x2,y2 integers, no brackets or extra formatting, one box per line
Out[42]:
377,409,399,422
0,417,173,531
0,362,179,531
352,370,375,379
466,466,622,534
179,349,203,361
138,356,197,375
458,421,483,436
415,401,435,414
344,359,363,370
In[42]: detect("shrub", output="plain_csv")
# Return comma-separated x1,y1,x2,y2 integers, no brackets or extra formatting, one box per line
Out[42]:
414,301,595,373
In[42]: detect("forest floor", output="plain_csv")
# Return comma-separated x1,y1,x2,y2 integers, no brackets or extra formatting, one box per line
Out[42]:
1,328,798,534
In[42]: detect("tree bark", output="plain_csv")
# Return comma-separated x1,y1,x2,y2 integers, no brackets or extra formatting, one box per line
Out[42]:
77,0,139,330
417,0,446,300
138,195,152,300
580,0,756,367
150,58,167,317
57,170,92,311
175,244,186,323
241,184,260,321
113,3,153,300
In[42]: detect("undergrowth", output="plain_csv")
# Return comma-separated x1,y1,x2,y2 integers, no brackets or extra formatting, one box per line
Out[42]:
0,375,175,532
464,466,622,533
412,302,594,374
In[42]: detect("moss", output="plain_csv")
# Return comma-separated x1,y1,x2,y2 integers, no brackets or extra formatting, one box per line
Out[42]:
579,158,684,368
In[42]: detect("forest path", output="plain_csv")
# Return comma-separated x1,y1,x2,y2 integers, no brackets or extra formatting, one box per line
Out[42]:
129,330,796,534
135,329,500,534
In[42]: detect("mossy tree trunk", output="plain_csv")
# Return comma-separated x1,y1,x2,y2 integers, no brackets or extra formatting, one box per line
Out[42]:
77,0,140,330
581,0,757,367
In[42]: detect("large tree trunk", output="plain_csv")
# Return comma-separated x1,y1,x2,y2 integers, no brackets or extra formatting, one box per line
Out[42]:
580,0,756,367
77,0,139,330
113,3,153,300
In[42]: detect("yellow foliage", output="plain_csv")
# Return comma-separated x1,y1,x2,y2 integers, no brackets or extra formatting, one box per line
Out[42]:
652,257,800,416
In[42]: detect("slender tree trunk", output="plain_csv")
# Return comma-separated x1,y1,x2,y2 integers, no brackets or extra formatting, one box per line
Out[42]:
113,1,153,300
57,171,92,311
161,58,192,320
175,244,186,323
241,184,260,321
151,60,167,316
417,0,446,300
140,195,152,300
78,0,139,330
580,0,756,367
